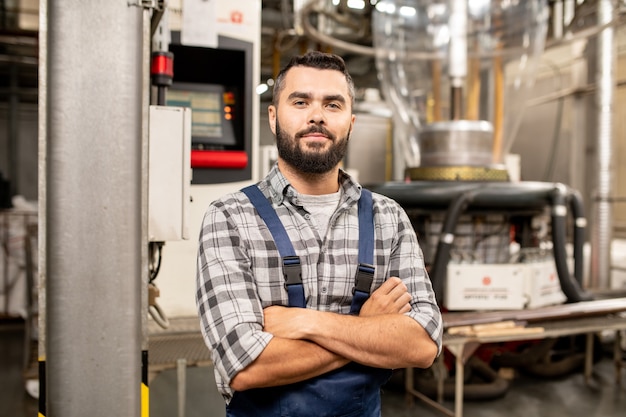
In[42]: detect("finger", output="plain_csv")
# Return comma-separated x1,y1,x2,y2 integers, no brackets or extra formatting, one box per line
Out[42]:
374,276,403,295
384,280,409,302
395,292,411,308
399,303,411,314
385,290,410,313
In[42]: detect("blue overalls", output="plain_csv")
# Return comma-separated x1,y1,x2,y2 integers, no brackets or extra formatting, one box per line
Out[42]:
226,185,392,417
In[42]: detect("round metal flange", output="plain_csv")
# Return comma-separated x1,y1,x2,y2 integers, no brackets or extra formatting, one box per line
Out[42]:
405,165,510,182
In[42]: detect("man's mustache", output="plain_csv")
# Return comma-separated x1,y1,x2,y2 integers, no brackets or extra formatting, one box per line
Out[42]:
296,126,336,141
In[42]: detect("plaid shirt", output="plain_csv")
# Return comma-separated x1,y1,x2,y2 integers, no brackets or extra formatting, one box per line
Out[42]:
196,164,443,402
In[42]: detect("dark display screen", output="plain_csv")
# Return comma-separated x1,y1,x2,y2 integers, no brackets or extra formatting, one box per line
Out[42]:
166,82,237,147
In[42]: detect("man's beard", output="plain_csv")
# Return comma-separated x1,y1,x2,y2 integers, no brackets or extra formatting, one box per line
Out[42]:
275,119,350,174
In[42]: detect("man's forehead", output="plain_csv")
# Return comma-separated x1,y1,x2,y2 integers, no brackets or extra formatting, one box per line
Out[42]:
282,66,349,96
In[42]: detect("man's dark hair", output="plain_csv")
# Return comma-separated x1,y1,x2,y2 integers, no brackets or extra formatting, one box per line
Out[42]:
272,51,355,106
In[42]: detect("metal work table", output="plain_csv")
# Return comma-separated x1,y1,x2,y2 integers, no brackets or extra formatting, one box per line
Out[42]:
147,316,211,380
405,311,626,417
150,305,626,417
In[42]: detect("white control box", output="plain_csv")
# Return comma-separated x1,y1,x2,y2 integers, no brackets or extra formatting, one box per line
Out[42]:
148,105,191,242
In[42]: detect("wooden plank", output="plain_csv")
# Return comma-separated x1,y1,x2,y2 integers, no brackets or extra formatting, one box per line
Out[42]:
447,320,543,337
443,297,626,328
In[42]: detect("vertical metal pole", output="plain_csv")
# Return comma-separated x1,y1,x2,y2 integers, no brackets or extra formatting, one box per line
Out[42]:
569,40,588,238
37,1,48,415
177,358,187,417
454,352,464,417
8,63,18,197
552,0,563,39
590,0,615,290
141,7,152,417
45,1,144,416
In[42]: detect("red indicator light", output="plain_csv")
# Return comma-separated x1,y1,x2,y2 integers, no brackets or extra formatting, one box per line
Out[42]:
223,92,235,104
150,52,174,78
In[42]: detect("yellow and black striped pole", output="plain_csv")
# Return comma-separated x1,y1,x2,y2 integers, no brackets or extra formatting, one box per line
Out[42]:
142,350,149,417
38,357,45,417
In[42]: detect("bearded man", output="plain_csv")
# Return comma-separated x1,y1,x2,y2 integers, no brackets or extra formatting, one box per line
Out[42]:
196,51,442,417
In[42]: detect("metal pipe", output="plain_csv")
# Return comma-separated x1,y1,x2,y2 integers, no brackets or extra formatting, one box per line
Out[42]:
448,0,467,121
7,64,18,197
45,1,144,415
177,358,187,417
590,0,615,290
141,9,151,416
553,0,564,39
37,1,48,415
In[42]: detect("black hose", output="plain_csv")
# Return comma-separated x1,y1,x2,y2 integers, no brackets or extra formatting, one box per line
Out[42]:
566,188,586,287
430,190,476,305
550,185,593,302
495,335,601,378
522,353,586,378
492,338,559,369
414,356,510,401
371,181,594,304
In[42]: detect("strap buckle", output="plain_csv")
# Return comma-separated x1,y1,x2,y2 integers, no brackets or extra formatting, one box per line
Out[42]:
353,263,375,294
282,256,302,286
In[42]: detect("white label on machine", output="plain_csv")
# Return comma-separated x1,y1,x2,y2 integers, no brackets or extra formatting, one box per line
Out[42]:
445,263,527,310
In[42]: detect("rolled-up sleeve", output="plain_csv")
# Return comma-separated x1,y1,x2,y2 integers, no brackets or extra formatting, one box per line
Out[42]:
375,196,443,354
196,198,273,400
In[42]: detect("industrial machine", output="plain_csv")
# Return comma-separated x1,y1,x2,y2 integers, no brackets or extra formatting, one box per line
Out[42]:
292,0,599,312
148,0,262,320
368,0,592,311
296,0,625,405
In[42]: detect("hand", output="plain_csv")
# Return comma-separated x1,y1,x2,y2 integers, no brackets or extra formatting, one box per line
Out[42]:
359,276,411,317
263,305,309,339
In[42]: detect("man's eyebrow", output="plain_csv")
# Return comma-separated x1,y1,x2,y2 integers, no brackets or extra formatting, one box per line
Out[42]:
287,91,312,101
286,91,347,104
324,94,346,104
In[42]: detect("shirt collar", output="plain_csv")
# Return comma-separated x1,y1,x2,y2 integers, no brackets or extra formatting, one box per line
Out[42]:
262,162,363,207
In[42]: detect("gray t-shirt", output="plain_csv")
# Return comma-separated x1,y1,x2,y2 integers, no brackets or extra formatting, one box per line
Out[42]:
298,189,342,238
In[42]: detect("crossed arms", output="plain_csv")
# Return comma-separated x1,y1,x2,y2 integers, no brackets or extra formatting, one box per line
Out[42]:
230,276,439,392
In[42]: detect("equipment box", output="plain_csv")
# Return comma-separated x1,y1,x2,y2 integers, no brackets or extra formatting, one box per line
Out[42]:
445,264,527,310
525,260,567,309
444,261,566,311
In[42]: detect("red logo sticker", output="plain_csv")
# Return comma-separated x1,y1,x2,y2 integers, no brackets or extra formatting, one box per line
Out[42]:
231,11,243,24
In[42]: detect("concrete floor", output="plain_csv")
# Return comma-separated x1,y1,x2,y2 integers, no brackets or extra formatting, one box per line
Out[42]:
2,318,626,417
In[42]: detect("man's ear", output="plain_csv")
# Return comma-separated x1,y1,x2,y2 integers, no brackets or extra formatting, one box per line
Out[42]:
268,105,276,135
350,114,356,135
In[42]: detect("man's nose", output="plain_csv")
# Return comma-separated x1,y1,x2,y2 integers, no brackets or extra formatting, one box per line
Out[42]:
308,104,325,124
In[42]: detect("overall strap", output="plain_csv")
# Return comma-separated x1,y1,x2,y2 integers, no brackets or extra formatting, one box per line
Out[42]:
241,185,305,308
241,185,376,312
350,188,375,315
